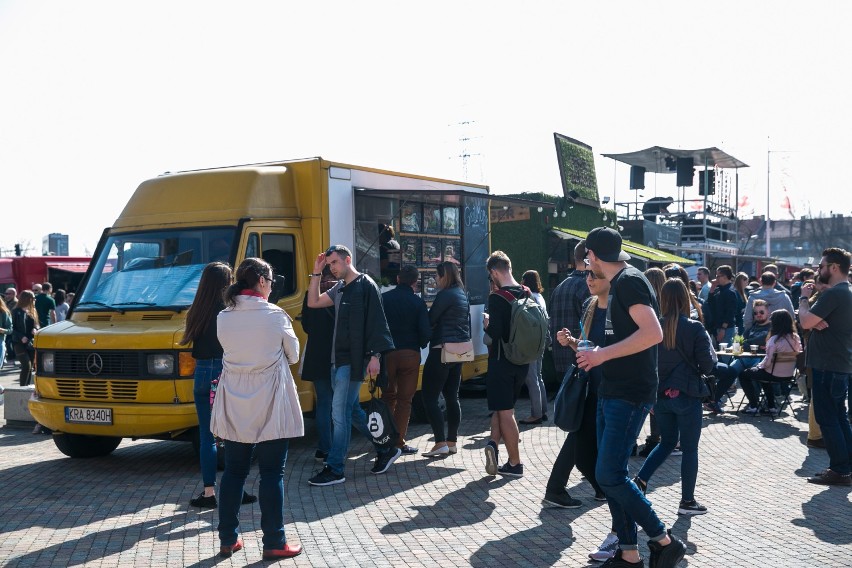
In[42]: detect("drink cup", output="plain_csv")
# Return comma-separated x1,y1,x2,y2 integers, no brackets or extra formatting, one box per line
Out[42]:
577,340,595,352
719,343,728,351
750,345,759,354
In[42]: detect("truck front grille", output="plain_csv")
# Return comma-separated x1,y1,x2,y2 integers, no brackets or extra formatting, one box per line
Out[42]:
54,351,141,378
55,379,139,401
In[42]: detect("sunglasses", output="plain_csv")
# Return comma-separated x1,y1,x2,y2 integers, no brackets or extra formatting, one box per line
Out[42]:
586,272,597,280
818,262,836,270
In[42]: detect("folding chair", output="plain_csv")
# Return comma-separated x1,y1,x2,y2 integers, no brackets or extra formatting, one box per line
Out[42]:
755,351,802,419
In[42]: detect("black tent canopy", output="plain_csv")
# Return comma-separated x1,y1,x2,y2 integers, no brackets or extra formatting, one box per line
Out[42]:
602,146,748,172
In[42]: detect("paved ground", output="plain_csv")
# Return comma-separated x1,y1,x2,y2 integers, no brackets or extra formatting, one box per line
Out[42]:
1,363,850,567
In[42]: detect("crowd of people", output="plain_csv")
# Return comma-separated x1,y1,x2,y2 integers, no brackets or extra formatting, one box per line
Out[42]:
2,282,73,388
162,235,852,564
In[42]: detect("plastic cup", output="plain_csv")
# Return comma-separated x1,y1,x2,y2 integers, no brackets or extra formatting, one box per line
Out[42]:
719,343,728,351
577,340,595,352
750,345,759,354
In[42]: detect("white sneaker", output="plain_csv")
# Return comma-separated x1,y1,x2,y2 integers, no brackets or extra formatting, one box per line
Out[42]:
589,532,619,562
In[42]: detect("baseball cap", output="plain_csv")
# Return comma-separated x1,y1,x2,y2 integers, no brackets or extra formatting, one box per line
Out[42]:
586,227,631,262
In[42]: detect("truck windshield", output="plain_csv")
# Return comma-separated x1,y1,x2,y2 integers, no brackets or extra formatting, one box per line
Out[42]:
76,227,235,311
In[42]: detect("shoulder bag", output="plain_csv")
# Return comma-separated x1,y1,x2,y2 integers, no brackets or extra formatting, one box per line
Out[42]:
553,364,588,432
441,341,474,363
674,343,714,402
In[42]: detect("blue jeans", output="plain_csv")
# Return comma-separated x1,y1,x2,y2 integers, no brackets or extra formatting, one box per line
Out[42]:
712,361,743,405
596,398,666,549
326,365,385,475
193,358,222,488
313,375,372,455
811,369,852,475
638,395,703,501
218,438,289,550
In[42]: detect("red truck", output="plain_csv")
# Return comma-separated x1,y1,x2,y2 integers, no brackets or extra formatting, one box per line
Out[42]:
0,256,91,295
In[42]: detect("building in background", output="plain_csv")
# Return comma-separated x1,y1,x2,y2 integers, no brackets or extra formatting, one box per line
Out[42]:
42,233,69,256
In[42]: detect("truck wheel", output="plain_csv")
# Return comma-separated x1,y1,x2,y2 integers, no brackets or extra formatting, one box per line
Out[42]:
190,427,226,470
410,391,446,424
52,433,121,458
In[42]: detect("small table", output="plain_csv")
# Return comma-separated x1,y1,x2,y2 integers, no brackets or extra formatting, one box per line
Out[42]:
715,351,765,359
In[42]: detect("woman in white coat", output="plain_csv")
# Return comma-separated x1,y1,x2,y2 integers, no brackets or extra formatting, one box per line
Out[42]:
211,258,304,560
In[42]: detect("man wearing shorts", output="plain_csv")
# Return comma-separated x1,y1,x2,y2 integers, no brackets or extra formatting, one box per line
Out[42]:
483,250,528,478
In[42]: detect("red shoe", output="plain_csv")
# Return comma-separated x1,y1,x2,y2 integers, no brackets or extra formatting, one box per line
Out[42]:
219,538,243,558
262,543,303,559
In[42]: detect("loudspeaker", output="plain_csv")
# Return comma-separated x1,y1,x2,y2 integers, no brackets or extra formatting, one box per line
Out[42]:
629,166,645,189
676,157,694,186
698,170,716,195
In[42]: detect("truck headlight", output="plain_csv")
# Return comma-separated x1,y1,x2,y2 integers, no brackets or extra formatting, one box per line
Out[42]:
41,352,55,373
147,354,174,375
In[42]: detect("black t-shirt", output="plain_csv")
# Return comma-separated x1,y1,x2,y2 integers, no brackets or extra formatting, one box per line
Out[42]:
807,281,852,374
599,266,660,404
485,285,526,360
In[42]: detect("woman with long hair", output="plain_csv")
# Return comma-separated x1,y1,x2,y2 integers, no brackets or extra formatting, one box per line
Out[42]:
546,270,609,507
11,290,38,386
519,269,549,425
181,262,257,509
739,309,802,416
0,297,11,369
53,289,70,322
422,261,471,456
663,263,704,323
635,278,714,516
210,258,303,559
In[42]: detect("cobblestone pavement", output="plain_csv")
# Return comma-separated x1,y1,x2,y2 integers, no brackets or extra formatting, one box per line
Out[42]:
1,365,850,567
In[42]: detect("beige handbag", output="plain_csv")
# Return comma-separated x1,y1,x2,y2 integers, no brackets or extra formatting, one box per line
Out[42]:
441,341,474,363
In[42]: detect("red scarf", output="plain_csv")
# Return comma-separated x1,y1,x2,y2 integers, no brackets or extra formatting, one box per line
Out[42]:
238,289,265,298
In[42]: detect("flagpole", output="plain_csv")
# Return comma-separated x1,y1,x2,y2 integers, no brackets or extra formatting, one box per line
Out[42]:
766,146,771,258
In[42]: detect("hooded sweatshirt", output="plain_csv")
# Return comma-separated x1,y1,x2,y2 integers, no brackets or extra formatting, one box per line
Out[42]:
744,287,795,330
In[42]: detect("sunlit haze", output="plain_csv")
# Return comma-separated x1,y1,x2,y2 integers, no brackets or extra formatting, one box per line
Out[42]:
2,1,850,256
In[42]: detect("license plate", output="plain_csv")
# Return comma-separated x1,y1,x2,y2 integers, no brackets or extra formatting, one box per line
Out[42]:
65,406,113,425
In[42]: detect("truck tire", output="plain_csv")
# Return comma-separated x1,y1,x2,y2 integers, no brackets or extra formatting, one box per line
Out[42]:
52,433,121,458
410,391,446,424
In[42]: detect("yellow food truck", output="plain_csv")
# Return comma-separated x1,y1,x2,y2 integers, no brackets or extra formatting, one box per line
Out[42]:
29,157,546,458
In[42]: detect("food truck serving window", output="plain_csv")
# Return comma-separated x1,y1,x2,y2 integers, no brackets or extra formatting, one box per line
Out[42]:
354,191,489,305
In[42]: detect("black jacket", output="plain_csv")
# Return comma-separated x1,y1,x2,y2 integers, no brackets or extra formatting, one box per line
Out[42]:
382,284,431,351
429,285,471,345
706,282,738,332
658,316,716,398
191,300,225,360
300,292,335,382
11,308,36,348
335,274,395,382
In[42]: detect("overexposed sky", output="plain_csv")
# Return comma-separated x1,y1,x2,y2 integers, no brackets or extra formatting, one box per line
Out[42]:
2,1,850,256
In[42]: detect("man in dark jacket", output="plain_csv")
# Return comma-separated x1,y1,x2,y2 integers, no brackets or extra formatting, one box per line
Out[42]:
307,245,397,486
381,265,430,454
549,240,590,373
706,265,738,345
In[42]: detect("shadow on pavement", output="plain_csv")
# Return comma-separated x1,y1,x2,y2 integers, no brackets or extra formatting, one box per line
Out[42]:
469,509,575,567
381,477,510,534
791,486,852,544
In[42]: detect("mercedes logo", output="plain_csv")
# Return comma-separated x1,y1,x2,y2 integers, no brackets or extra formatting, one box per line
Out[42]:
86,353,104,376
